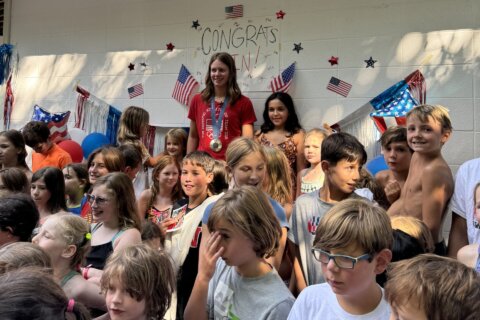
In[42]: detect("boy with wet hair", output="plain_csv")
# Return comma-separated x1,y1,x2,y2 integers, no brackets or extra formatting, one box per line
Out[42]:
288,132,367,292
374,126,413,206
22,121,72,172
385,254,480,320
288,198,393,319
388,105,453,255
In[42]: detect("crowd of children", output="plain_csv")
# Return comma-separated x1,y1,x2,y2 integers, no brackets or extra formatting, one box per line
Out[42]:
0,51,479,319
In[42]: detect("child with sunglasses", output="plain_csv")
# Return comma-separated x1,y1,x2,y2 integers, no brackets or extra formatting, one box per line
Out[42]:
288,199,392,319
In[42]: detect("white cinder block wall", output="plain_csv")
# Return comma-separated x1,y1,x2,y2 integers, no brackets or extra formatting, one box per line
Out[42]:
5,0,480,227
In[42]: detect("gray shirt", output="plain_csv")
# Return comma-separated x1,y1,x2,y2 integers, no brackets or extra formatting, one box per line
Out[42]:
288,191,363,285
207,259,295,320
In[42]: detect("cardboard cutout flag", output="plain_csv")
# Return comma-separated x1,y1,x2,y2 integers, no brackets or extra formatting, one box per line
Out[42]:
327,77,352,97
31,105,71,143
225,5,243,19
128,83,144,99
369,88,418,133
270,63,295,93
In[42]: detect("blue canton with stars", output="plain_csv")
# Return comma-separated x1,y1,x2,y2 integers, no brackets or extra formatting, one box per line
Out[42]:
370,88,418,118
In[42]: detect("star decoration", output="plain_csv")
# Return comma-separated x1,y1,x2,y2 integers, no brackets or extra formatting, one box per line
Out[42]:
328,56,339,66
128,63,135,71
166,43,175,51
140,62,147,69
364,56,377,68
192,20,200,30
293,43,303,54
276,10,286,19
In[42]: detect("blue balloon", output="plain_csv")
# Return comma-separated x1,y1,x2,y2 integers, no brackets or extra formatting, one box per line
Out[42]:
81,132,110,159
366,155,388,176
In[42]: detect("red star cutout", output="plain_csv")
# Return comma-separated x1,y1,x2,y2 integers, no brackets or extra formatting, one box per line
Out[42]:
166,43,175,51
276,10,286,19
328,56,339,66
128,63,135,71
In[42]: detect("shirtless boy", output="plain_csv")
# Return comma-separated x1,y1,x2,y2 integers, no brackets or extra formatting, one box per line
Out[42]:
375,126,413,206
387,105,453,255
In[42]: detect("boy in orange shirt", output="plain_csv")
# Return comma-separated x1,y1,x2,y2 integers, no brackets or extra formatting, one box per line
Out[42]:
22,121,72,172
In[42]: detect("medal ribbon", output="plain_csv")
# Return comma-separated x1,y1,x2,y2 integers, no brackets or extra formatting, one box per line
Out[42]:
210,97,229,141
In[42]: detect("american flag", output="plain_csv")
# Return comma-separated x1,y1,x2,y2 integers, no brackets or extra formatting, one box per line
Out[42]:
31,105,71,143
3,75,14,130
172,64,199,106
370,88,417,133
270,63,295,93
327,77,352,97
225,5,243,19
128,83,144,99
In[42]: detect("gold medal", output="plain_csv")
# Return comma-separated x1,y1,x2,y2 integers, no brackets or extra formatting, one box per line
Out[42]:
210,139,222,152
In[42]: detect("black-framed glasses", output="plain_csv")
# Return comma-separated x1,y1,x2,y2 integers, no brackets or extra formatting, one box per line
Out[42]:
311,248,372,269
86,194,110,206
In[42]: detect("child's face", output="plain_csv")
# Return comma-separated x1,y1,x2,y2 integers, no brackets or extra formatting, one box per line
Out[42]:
181,162,212,199
475,187,480,222
210,59,230,89
88,153,109,184
106,277,147,320
406,115,450,153
320,243,379,298
158,163,179,190
32,217,67,263
90,185,118,224
214,219,258,269
63,167,83,196
390,301,427,320
304,135,323,165
0,136,20,166
324,159,361,195
31,178,51,209
267,99,289,129
231,151,266,189
166,137,181,157
382,141,412,173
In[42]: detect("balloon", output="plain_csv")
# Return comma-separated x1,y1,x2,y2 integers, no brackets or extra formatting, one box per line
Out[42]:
69,128,87,145
58,140,83,163
81,133,110,159
366,155,388,176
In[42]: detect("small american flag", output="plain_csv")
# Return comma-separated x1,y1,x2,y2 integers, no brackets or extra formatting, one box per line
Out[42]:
128,83,144,99
225,5,243,19
270,63,295,93
327,77,352,97
172,64,199,106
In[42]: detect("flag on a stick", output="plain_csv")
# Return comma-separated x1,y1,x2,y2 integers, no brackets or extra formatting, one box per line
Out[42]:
128,83,144,99
270,63,295,93
172,65,199,106
326,77,352,97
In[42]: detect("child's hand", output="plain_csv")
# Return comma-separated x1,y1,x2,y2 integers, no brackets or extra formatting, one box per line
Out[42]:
385,180,401,204
198,231,224,281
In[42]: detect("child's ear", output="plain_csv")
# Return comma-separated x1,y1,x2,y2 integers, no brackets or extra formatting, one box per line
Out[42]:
62,244,78,260
321,160,330,173
206,172,214,184
373,248,392,274
441,129,451,144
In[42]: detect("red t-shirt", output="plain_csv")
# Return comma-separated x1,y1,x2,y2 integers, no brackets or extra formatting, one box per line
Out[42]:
188,94,256,160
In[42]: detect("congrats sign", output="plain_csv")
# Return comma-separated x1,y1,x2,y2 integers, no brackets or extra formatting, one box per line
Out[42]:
192,17,280,92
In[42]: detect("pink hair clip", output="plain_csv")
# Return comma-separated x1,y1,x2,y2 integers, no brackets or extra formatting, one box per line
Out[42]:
67,298,75,312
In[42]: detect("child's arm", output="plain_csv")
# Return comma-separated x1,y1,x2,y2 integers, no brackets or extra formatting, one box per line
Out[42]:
113,229,142,252
291,243,307,292
296,169,305,198
73,279,107,311
185,232,224,320
447,213,468,258
422,166,453,243
136,189,151,223
241,123,254,139
294,131,306,176
187,120,199,154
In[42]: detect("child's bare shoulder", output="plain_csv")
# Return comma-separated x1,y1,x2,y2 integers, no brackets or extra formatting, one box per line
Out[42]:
375,170,391,186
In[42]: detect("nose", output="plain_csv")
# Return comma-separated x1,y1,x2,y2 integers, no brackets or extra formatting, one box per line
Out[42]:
110,290,123,304
326,257,339,271
31,233,39,244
